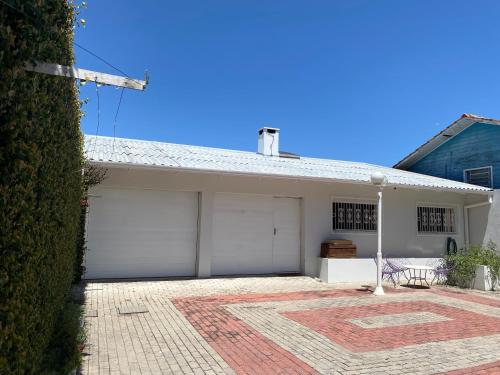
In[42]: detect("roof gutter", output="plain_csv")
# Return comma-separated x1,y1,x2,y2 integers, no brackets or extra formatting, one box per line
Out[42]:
89,160,492,195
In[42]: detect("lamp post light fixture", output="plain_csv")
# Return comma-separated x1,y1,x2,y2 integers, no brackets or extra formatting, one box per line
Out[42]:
370,172,387,296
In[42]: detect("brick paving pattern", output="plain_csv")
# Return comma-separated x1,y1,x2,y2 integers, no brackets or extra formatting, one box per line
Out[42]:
82,277,500,374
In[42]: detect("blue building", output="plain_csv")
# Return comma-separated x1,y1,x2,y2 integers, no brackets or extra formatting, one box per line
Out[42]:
394,114,500,189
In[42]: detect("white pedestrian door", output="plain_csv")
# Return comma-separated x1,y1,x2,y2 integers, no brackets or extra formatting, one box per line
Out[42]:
272,197,301,273
212,194,300,275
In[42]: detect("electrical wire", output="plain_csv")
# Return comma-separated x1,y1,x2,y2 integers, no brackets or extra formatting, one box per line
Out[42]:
91,82,101,158
0,0,18,12
112,88,125,153
73,42,144,86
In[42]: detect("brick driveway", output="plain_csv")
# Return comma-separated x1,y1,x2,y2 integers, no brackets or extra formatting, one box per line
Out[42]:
81,277,500,375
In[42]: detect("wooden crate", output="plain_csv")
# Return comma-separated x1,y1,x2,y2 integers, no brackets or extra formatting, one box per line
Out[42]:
323,239,353,246
321,242,357,258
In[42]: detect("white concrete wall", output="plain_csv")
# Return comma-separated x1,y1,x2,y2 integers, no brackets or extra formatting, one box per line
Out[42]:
468,204,490,246
472,265,499,291
319,258,376,284
92,166,472,278
483,190,500,249
318,258,442,284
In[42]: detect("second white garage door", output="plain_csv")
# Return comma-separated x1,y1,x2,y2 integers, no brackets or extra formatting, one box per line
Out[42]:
85,188,198,279
212,193,301,275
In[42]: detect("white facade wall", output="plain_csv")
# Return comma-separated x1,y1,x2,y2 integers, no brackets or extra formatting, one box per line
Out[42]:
482,190,500,249
318,258,442,284
89,166,472,278
468,204,490,246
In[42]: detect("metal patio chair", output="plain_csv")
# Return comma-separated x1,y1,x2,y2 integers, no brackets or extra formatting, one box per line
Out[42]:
431,263,453,285
374,257,407,288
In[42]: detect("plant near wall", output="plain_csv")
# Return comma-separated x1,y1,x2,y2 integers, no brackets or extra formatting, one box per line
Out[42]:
74,160,106,282
485,242,500,290
445,243,500,290
39,299,86,374
0,1,83,373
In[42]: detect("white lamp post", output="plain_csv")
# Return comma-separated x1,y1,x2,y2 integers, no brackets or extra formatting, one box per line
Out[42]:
370,172,387,296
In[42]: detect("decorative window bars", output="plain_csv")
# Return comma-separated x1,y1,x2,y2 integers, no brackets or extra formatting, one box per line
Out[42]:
332,202,377,231
417,206,455,234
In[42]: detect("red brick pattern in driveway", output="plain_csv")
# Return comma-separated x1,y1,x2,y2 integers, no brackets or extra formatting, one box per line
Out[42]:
173,287,500,375
282,301,500,352
173,299,317,375
431,288,500,308
440,360,500,374
82,277,500,375
172,289,375,375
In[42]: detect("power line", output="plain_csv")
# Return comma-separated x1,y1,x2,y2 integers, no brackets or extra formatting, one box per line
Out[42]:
74,42,135,80
0,0,18,12
91,82,101,158
112,88,125,153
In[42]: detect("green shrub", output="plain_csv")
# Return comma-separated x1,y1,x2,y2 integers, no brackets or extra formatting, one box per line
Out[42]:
0,1,82,373
445,243,500,290
39,300,86,375
74,162,106,283
74,203,88,283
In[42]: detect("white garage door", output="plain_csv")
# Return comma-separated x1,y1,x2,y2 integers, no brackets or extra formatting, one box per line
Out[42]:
212,193,300,275
85,188,198,279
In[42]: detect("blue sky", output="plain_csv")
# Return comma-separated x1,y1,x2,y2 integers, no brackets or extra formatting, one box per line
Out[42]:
76,0,500,166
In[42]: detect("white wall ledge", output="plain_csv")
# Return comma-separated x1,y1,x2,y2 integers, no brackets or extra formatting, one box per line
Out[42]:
318,257,442,284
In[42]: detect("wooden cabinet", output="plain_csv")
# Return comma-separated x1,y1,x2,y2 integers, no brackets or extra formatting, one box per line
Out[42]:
320,240,357,258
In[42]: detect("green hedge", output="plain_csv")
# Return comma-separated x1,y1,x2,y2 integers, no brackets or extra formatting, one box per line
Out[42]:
0,1,82,373
39,299,86,374
74,203,87,283
74,162,107,283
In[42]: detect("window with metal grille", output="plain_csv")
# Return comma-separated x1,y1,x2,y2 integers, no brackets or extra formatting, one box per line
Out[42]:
417,206,455,234
332,202,377,231
464,167,493,188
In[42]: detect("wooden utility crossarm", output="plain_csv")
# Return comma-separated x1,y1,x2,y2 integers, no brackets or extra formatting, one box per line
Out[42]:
25,62,147,91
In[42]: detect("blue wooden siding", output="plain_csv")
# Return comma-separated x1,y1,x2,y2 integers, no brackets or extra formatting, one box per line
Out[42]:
407,122,500,188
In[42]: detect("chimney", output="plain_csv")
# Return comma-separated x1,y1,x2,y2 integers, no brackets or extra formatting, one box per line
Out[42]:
258,127,280,156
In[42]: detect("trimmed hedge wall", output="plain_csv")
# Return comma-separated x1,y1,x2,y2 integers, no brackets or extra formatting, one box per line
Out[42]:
0,1,82,373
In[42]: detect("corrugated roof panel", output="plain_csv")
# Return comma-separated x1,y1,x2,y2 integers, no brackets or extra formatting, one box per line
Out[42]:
84,135,491,193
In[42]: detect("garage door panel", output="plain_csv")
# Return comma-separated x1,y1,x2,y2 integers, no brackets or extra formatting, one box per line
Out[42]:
212,193,300,276
212,193,274,275
213,215,273,253
89,233,196,259
85,188,198,279
86,261,193,279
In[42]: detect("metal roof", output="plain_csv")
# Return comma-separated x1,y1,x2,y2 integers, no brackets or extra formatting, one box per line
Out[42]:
394,114,500,170
85,135,491,194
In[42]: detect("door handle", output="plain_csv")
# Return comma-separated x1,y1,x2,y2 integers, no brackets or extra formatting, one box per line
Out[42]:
274,228,277,235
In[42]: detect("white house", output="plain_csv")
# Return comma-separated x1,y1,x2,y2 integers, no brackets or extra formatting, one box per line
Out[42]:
83,128,491,280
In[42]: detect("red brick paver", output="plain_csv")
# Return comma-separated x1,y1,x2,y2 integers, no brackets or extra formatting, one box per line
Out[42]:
82,278,500,375
173,287,500,374
172,289,374,374
431,288,500,308
440,360,500,374
283,301,500,352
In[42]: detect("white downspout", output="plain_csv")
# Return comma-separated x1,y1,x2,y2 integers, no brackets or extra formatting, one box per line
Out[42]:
463,195,493,247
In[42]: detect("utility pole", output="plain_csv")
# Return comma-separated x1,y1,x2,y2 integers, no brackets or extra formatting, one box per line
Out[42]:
25,62,148,91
